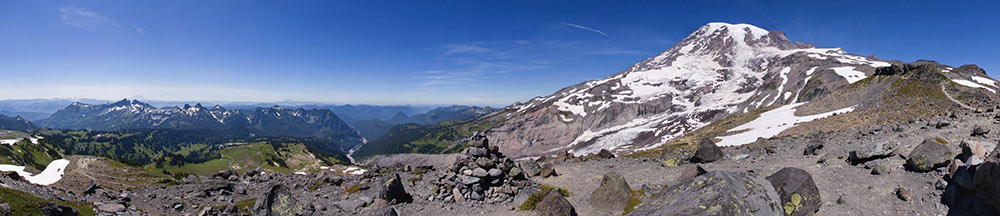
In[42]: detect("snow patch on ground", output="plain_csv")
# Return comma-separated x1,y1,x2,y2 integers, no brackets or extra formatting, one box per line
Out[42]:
344,167,367,175
716,103,856,146
830,66,867,84
971,76,998,88
953,79,997,93
0,159,71,185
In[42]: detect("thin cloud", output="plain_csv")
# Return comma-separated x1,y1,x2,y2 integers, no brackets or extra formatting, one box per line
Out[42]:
443,44,490,56
133,25,145,35
561,22,608,37
59,6,116,31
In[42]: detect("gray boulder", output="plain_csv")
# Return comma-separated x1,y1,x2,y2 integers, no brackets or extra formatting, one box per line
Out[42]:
973,125,991,136
589,172,632,213
537,190,577,216
803,138,823,155
627,171,783,216
905,138,954,172
765,167,822,216
518,160,542,177
689,138,723,163
676,165,707,182
847,141,897,164
974,146,1000,210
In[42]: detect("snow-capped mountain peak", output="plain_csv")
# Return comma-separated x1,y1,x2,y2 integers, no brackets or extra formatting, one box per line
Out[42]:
489,22,894,158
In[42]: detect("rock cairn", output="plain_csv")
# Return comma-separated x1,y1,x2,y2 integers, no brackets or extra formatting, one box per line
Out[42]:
430,132,530,203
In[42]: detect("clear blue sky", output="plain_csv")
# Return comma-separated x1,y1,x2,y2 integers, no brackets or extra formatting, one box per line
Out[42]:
1,1,997,106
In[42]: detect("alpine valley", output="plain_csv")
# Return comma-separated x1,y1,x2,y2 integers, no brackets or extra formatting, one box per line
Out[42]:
2,22,1000,216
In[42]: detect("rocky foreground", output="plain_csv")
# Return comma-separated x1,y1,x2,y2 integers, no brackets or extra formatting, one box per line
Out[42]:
3,108,1000,215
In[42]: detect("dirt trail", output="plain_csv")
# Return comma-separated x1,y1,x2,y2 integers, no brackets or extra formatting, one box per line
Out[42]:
942,83,976,110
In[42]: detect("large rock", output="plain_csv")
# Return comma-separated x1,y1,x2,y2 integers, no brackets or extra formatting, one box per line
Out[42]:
254,184,314,216
847,141,897,164
537,190,577,216
518,160,542,177
98,203,126,213
379,173,412,203
597,149,616,159
961,140,987,161
905,138,954,172
40,203,77,216
627,171,783,216
589,172,632,213
765,167,822,216
803,139,824,156
974,145,1000,210
973,125,991,136
676,165,707,182
689,138,723,163
540,163,558,177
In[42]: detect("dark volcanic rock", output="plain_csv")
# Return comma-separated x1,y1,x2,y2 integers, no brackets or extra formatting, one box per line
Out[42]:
974,146,1000,210
905,138,954,172
628,171,783,216
689,138,723,163
40,203,77,216
540,163,558,177
537,190,577,216
847,141,897,164
803,139,824,156
973,125,991,136
254,184,314,216
765,167,822,216
379,173,412,203
676,165,707,182
518,160,542,177
597,149,616,159
589,172,632,213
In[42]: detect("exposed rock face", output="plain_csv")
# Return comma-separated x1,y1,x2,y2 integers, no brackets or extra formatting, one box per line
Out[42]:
485,22,893,158
537,190,577,216
905,138,954,172
690,138,723,163
589,172,632,213
254,185,314,216
628,171,783,216
847,141,898,164
765,167,822,215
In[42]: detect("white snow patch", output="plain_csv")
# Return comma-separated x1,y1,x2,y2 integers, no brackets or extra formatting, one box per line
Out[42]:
971,76,998,88
953,79,997,93
0,139,18,145
343,167,367,175
0,159,71,185
294,171,307,175
830,66,867,84
716,103,856,146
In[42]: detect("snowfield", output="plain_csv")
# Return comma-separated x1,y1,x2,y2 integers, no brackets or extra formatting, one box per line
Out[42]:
0,159,71,185
716,103,856,146
953,79,997,93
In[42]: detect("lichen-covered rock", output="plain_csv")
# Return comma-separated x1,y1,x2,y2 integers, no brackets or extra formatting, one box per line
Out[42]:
254,184,314,216
974,145,1000,210
589,172,632,213
39,203,77,216
627,171,783,216
905,138,954,172
518,160,542,177
766,167,822,216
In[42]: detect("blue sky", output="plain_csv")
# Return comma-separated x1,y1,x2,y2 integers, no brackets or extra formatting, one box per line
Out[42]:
1,1,998,106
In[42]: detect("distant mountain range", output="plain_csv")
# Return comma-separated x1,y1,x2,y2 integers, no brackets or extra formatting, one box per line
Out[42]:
35,99,365,153
387,105,496,125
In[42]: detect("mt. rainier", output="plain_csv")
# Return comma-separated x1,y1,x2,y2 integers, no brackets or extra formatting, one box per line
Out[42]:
481,22,995,158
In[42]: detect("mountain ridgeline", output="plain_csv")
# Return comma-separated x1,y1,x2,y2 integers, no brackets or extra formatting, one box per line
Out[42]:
36,99,365,153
